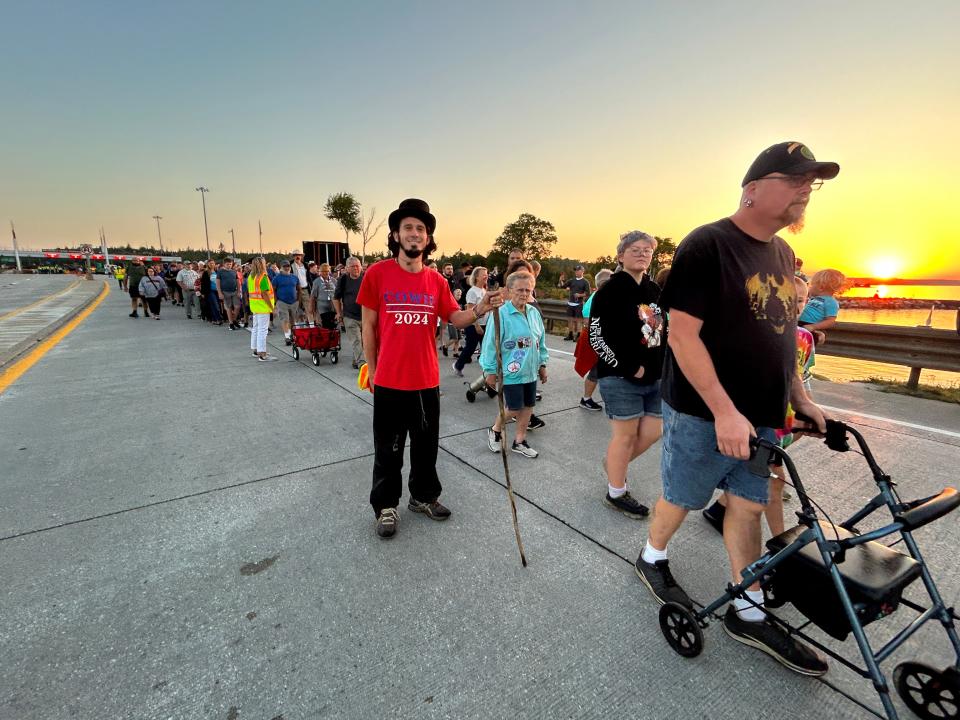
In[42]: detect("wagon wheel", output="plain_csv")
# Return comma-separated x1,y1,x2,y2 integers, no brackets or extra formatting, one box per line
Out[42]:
330,352,339,364
894,661,959,719
312,353,320,366
292,346,299,360
659,602,703,658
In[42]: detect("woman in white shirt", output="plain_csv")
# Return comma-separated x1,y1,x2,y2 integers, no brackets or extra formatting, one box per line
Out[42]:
451,266,488,377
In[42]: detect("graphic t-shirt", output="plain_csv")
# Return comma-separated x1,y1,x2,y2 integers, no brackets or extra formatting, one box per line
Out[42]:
357,259,461,390
660,218,797,428
799,295,839,325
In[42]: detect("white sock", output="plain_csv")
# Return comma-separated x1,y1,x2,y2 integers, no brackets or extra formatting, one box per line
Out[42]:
733,589,766,622
284,331,291,339
608,483,627,499
641,540,668,565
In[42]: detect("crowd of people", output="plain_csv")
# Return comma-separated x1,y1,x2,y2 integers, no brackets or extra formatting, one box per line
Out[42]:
116,140,850,682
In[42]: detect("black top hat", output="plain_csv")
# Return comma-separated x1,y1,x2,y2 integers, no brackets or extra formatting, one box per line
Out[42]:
742,142,840,187
388,198,436,235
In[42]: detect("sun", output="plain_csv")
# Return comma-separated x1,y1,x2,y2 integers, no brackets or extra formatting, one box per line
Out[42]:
869,258,900,279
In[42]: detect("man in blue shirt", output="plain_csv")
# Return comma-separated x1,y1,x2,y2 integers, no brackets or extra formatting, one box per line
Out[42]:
272,261,301,345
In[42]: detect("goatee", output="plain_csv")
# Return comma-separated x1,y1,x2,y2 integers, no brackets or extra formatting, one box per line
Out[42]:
401,246,423,259
786,210,806,235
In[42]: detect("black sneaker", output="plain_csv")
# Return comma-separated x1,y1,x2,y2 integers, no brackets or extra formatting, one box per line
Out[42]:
511,440,539,458
527,414,546,430
376,508,399,538
635,557,693,609
580,397,603,411
129,311,138,318
722,606,828,676
441,346,449,357
564,333,574,341
702,500,726,535
408,498,451,521
603,491,649,518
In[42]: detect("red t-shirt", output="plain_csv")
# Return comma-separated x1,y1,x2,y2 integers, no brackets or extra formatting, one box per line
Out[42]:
357,259,461,390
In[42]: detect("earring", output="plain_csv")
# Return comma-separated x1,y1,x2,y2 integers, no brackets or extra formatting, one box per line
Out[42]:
744,199,754,207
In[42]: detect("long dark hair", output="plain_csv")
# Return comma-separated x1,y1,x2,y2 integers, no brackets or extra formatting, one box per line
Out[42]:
387,231,437,261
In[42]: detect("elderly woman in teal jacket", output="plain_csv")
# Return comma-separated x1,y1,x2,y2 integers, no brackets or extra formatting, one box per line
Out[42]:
481,269,549,458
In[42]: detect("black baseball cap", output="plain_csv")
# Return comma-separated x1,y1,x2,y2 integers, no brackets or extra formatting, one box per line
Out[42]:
742,142,839,187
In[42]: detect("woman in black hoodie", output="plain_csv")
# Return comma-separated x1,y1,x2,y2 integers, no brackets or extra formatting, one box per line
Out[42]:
589,230,664,519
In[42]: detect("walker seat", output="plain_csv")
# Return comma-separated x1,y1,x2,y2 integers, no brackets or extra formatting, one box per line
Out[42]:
766,521,922,640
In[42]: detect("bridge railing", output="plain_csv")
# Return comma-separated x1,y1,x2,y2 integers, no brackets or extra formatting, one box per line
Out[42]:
535,299,960,388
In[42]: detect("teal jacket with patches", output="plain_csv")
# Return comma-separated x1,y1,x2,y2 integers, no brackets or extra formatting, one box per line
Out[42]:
479,301,549,385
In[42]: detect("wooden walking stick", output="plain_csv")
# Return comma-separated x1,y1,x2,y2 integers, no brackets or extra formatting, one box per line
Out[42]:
490,287,528,567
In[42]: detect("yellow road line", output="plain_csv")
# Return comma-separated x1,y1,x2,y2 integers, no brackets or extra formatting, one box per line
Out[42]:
0,281,110,395
0,278,82,323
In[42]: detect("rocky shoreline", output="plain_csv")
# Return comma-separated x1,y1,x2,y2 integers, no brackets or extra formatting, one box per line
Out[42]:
839,297,960,310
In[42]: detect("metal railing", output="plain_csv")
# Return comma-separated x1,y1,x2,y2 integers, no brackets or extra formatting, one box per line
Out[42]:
536,299,960,388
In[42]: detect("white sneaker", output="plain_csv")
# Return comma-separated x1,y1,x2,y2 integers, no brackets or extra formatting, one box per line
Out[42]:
257,354,278,362
487,427,501,453
511,440,538,458
451,362,463,377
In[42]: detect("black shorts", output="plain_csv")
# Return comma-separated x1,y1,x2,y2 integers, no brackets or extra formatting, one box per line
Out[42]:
566,304,583,317
503,381,537,411
129,288,141,299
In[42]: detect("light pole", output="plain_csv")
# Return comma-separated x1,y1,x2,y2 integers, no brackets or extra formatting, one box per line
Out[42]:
229,228,236,257
195,187,210,260
152,215,164,254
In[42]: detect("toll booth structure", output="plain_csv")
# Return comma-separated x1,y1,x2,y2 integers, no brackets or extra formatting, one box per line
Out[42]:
302,241,350,268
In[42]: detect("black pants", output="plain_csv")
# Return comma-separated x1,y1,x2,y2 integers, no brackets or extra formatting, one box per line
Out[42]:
370,385,441,514
454,325,482,371
145,296,162,315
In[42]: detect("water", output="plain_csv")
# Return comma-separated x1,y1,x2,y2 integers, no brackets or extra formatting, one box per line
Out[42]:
812,307,960,388
843,284,960,301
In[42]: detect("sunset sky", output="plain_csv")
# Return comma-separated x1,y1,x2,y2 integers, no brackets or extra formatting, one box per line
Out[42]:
2,1,958,279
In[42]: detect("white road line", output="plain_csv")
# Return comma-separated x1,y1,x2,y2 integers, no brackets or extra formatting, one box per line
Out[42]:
545,345,575,357
820,405,960,439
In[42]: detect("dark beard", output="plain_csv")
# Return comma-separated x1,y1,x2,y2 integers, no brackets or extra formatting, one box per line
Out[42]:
400,245,423,259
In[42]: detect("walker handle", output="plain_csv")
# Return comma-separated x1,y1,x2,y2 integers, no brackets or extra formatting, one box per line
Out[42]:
794,412,850,452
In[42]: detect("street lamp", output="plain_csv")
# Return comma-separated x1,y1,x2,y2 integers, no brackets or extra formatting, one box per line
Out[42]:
229,228,236,256
195,187,210,260
152,215,164,254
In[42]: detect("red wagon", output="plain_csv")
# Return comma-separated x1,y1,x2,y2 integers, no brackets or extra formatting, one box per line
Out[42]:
291,323,341,365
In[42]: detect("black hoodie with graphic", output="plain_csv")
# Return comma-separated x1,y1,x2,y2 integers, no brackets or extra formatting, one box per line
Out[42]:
588,271,664,383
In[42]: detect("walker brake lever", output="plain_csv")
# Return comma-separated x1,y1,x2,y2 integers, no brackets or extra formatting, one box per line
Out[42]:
795,412,850,452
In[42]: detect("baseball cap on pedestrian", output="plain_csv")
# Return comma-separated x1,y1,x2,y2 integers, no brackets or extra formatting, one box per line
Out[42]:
742,142,840,187
388,198,436,235
281,260,291,268
574,264,584,271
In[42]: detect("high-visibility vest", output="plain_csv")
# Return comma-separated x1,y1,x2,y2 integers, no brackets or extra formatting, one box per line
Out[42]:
248,273,275,314
116,268,125,279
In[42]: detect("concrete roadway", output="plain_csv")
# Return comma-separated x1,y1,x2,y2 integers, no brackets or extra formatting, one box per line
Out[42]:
2,279,959,719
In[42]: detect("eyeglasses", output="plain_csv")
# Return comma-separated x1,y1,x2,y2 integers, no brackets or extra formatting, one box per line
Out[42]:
757,175,824,190
623,246,655,256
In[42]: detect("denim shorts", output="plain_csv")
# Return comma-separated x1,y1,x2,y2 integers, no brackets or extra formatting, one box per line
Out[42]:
598,376,662,420
660,403,776,509
503,381,537,411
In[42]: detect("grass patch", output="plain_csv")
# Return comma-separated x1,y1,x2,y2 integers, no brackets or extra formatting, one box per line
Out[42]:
857,376,960,404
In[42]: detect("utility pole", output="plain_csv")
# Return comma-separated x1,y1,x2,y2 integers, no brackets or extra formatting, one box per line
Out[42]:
195,187,210,260
229,228,236,257
10,221,21,272
152,215,164,254
258,220,263,256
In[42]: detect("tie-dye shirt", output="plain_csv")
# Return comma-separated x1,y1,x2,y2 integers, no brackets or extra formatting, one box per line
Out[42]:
776,326,816,446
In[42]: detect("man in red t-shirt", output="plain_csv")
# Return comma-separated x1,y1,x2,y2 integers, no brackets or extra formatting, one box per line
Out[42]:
358,198,501,539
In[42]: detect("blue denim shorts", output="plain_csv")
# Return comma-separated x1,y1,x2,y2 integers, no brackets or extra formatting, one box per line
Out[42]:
503,381,537,411
598,377,662,420
660,403,776,510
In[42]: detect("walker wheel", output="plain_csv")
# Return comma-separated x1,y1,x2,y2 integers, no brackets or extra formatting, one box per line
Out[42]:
292,347,299,360
465,390,476,403
659,602,703,658
893,661,959,719
311,353,320,366
330,352,339,364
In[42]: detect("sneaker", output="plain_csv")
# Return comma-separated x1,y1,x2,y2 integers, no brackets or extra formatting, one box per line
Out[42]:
702,501,726,535
527,414,545,430
408,498,451,521
564,332,574,341
376,508,399,538
129,312,138,318
511,440,539,458
634,557,693,609
535,390,543,401
580,397,603,411
603,491,649,518
722,606,828,676
257,354,278,362
441,346,449,357
487,427,502,453
451,362,463,378
285,338,293,346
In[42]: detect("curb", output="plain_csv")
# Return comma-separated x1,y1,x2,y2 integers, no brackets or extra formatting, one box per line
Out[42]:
0,280,109,369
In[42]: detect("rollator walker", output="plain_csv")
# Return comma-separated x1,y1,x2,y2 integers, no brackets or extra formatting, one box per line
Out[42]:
659,419,960,720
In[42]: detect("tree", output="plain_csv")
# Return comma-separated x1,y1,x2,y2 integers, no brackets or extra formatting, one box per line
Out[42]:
324,192,362,246
491,213,558,262
357,206,386,264
649,236,677,280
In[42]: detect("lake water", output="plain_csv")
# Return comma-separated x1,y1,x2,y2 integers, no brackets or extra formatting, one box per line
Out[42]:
813,307,960,388
843,284,960,301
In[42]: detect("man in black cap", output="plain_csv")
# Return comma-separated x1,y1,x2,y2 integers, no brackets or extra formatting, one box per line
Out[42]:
634,142,836,676
357,199,503,539
558,264,590,340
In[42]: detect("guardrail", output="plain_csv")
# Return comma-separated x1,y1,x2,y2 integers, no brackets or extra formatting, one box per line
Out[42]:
536,299,960,388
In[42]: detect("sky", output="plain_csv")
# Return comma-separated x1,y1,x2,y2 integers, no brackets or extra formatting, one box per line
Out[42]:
2,1,959,279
